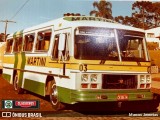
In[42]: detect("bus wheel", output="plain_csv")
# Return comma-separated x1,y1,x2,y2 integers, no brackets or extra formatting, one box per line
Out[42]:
49,82,64,111
13,74,24,94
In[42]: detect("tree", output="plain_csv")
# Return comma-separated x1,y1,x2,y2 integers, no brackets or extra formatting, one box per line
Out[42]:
114,16,138,27
0,33,5,42
132,1,153,29
0,33,9,42
115,1,160,29
90,0,113,19
150,2,160,28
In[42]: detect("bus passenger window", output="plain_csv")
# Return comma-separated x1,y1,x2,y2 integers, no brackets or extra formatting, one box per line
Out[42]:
13,37,22,52
6,39,13,53
23,34,35,51
36,29,51,51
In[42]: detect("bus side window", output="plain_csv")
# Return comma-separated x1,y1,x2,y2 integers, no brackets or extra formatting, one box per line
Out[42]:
52,33,70,60
52,35,59,59
23,34,35,52
6,39,13,53
13,37,22,52
36,29,51,51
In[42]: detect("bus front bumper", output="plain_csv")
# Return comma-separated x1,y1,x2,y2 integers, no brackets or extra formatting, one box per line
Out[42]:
59,89,154,104
58,87,154,104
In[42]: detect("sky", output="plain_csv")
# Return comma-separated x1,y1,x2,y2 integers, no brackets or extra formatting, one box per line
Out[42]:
0,0,152,34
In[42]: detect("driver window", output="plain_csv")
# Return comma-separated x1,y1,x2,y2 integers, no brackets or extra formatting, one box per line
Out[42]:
52,34,59,59
52,33,70,60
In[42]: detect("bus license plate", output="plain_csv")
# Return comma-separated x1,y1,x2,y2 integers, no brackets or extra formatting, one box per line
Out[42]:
117,94,128,101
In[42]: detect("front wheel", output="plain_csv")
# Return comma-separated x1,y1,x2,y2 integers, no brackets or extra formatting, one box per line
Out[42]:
49,82,64,111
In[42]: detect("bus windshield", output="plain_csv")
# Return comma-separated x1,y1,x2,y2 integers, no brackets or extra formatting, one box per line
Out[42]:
74,27,118,60
118,30,146,61
74,27,147,62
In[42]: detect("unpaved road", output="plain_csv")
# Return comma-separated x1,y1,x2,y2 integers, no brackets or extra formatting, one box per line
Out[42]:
0,75,160,120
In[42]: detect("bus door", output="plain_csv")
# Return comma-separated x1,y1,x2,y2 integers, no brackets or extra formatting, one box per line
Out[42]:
52,28,71,76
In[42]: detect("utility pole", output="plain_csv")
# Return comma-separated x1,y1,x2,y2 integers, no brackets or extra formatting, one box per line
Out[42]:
0,20,16,41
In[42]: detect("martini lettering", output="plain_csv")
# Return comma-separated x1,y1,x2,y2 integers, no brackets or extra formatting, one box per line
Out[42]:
71,17,115,23
27,57,46,66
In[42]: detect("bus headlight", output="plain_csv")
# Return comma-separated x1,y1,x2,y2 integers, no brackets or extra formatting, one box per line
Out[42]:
81,74,89,82
91,74,98,82
146,75,151,83
140,75,145,83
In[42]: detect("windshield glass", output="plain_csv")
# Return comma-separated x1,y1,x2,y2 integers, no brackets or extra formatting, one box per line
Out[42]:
74,27,118,60
74,27,147,61
117,30,146,61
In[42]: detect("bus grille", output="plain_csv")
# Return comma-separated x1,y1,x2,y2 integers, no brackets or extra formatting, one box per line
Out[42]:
102,74,137,89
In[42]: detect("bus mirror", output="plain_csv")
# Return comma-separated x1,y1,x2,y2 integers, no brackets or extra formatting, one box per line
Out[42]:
58,34,65,51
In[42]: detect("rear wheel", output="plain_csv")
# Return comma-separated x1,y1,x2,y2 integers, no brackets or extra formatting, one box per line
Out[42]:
13,74,24,94
49,81,64,111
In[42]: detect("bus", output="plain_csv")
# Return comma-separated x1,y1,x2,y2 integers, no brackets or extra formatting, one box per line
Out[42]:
3,14,159,111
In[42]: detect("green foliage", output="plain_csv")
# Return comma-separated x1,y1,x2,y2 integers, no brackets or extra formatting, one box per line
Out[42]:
115,1,160,29
90,0,113,19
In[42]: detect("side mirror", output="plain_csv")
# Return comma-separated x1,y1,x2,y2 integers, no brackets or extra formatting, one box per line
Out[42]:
58,34,65,51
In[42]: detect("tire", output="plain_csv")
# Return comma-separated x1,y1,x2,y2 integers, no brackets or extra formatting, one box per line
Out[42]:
49,81,64,111
13,74,24,94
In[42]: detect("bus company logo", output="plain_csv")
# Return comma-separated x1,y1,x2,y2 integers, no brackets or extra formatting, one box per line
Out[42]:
4,100,13,109
15,101,37,108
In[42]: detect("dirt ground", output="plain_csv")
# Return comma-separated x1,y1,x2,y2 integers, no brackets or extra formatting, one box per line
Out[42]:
0,75,54,112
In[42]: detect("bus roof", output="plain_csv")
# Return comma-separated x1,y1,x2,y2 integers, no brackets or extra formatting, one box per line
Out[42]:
7,16,145,39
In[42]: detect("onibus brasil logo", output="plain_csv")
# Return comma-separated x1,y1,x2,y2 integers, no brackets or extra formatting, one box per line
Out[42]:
4,100,13,109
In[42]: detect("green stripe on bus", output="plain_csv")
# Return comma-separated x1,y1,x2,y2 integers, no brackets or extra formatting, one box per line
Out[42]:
18,52,26,87
13,30,23,38
24,79,45,96
2,73,11,83
57,86,72,104
14,53,18,68
21,52,26,69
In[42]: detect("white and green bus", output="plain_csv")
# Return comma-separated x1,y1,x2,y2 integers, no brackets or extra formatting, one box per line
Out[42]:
3,14,159,111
